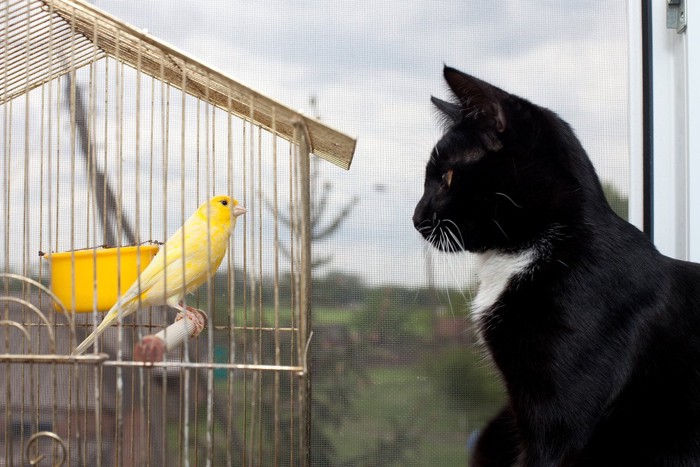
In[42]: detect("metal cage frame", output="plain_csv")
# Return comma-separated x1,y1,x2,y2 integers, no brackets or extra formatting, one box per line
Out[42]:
1,1,356,465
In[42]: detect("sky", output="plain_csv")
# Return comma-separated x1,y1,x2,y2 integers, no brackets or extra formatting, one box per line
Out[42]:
95,0,631,288
5,1,631,288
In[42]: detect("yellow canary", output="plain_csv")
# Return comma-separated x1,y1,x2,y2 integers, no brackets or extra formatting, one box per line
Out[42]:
72,195,246,355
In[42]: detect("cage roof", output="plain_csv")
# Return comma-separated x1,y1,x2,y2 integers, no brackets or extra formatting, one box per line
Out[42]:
0,0,356,169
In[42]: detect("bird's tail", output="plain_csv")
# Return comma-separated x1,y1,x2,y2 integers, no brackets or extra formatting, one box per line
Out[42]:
71,300,134,356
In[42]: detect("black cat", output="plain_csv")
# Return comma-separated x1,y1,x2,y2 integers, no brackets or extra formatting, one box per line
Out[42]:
413,66,700,467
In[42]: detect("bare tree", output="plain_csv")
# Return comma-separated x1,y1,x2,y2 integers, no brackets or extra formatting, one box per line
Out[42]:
266,160,359,272
266,96,358,272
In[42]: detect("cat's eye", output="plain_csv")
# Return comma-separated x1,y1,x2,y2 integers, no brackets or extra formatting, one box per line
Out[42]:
440,170,453,189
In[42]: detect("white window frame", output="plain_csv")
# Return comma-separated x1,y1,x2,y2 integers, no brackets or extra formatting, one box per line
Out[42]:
635,1,700,262
688,4,700,263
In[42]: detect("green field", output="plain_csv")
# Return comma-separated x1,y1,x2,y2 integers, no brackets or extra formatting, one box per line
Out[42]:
313,304,503,466
185,284,502,466
320,366,473,466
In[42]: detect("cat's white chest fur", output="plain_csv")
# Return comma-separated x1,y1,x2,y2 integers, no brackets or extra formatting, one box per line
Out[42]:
472,249,536,326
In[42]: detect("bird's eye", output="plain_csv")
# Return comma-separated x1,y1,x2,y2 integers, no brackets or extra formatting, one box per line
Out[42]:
221,200,228,206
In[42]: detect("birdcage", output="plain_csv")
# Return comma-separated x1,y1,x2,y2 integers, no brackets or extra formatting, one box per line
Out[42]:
0,0,356,465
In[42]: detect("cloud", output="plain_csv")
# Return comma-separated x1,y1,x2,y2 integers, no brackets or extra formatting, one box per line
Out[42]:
83,0,631,287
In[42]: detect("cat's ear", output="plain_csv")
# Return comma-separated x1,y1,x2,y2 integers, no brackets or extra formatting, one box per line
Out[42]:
431,96,463,124
443,66,507,134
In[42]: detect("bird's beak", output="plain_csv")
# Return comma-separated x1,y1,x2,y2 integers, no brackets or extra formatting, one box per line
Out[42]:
233,205,247,217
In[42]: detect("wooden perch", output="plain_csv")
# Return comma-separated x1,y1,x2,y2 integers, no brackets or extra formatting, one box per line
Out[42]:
134,307,207,363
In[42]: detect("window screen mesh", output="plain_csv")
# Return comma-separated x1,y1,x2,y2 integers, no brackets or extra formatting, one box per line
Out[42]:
1,1,629,466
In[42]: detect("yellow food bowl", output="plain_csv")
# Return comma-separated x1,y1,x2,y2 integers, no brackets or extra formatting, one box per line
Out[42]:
42,244,160,312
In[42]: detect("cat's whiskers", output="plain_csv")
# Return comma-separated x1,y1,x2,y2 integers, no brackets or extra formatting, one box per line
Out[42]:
420,221,441,276
443,224,474,316
443,229,459,319
492,218,510,240
425,220,440,245
422,227,448,302
418,217,475,320
435,228,457,316
416,222,433,235
442,219,465,251
444,249,471,306
495,192,523,209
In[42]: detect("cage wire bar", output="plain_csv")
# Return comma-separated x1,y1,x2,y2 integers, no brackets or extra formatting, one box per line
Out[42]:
0,0,356,465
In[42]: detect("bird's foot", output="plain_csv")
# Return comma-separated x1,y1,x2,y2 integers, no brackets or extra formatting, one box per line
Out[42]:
134,335,166,363
175,305,208,337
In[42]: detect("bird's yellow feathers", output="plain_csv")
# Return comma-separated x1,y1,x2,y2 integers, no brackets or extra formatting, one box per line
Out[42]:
71,195,246,356
136,195,244,302
195,195,246,227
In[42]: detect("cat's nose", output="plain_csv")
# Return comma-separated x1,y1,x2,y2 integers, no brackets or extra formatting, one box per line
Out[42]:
412,199,431,230
412,204,423,229
412,212,421,229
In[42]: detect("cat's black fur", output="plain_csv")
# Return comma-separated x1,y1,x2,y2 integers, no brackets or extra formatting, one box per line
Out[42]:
413,66,700,467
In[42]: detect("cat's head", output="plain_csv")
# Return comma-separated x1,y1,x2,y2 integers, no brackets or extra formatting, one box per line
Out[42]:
413,66,607,253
